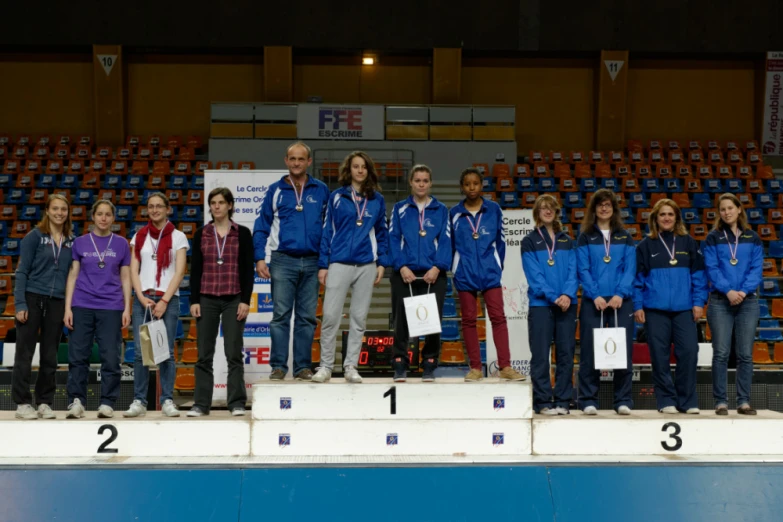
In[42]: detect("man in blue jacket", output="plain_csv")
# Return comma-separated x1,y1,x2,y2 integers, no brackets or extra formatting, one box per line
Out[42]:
253,142,330,381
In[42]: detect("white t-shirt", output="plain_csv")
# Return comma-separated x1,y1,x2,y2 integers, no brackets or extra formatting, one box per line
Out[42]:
600,229,611,240
130,229,189,294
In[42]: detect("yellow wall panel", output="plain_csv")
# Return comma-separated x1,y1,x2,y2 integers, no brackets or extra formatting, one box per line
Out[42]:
127,63,263,139
461,60,595,152
0,61,93,136
626,61,755,143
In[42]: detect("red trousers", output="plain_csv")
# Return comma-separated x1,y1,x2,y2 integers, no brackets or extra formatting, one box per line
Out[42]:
458,287,510,370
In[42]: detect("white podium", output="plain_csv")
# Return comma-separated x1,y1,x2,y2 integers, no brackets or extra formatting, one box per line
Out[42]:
250,378,533,456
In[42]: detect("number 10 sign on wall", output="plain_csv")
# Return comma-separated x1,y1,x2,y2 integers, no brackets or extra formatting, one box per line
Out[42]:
204,169,287,404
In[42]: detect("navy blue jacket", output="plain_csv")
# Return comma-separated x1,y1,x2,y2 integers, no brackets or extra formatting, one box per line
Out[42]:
521,227,578,307
702,226,764,296
449,198,505,292
14,228,74,311
319,186,390,268
389,196,451,272
633,231,708,312
253,175,330,262
576,225,636,301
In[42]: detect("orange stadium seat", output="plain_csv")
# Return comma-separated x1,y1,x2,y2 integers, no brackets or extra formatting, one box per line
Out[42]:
528,151,544,164
757,165,774,179
684,178,702,193
187,191,203,205
187,135,204,152
628,149,644,164
119,190,139,206
166,190,183,205
636,208,652,224
496,177,515,192
627,139,643,153
440,342,466,364
29,189,48,205
570,208,587,224
126,135,141,150
655,164,672,178
178,222,196,238
97,189,116,203
513,163,530,177
11,221,30,238
174,161,191,175
174,368,195,390
573,164,591,178
532,162,550,177
180,341,198,363
46,161,63,174
649,193,667,207
763,259,779,277
609,150,625,164
753,343,773,364
553,164,570,178
88,159,106,174
146,175,166,190
71,206,87,222
521,192,539,207
195,161,211,174
0,275,12,295
147,135,161,149
138,146,154,161
614,164,631,177
550,151,565,163
0,256,11,273
634,164,652,178
159,147,175,161
569,151,585,164
727,150,743,165
111,161,128,175
589,151,605,164
178,147,195,161
759,225,778,241
769,209,783,225
15,173,34,188
1,206,17,222
668,149,684,164
166,136,183,150
216,161,233,170
677,165,692,178
689,224,708,241
492,163,510,177
696,165,713,179
3,300,16,316
687,150,703,164
135,207,149,221
594,164,612,178
472,163,489,175
3,160,19,173
716,165,733,178
132,161,149,175
152,161,170,175
117,147,132,160
238,161,255,170
774,343,783,364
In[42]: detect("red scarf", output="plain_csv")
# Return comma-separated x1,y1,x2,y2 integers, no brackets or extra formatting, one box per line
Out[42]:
135,220,174,287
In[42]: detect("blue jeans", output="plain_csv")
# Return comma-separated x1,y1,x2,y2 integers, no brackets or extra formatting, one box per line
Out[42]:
528,304,577,412
67,307,123,407
268,252,319,375
708,293,759,407
132,293,179,406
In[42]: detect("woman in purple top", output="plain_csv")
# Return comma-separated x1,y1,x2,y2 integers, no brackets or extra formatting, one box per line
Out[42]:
64,200,132,419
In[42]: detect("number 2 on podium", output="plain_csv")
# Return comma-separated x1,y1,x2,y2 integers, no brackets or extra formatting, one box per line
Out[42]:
384,386,397,415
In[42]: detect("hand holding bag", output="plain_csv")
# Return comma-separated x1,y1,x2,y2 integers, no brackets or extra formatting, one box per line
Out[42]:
593,308,628,370
404,282,442,337
139,305,171,367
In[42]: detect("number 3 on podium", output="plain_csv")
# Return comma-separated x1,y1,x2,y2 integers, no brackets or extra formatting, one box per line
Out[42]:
661,422,682,451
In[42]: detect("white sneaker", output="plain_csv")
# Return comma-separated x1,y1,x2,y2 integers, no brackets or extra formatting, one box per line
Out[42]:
312,367,332,383
15,404,37,420
162,399,180,417
617,405,632,415
583,406,598,416
231,407,246,417
659,406,678,414
343,365,363,384
66,399,85,419
539,407,559,416
555,407,570,415
123,400,147,418
97,405,114,418
37,404,56,419
187,406,207,417
686,407,700,414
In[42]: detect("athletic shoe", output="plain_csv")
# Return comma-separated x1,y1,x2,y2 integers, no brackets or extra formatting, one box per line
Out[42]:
162,399,180,417
421,358,436,382
659,406,678,414
231,407,246,417
123,400,147,418
187,406,207,417
464,369,484,382
392,358,407,383
686,407,700,414
499,367,526,381
66,399,85,419
555,407,570,415
295,369,313,381
617,405,632,416
344,365,363,384
97,405,114,418
269,369,286,381
539,407,558,416
15,404,37,420
583,406,598,416
37,404,56,419
312,367,332,383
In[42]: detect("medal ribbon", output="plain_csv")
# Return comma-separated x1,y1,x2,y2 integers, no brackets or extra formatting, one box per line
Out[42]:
724,229,739,262
351,187,368,222
89,232,114,266
50,234,64,265
291,175,304,209
465,212,482,238
536,228,556,263
418,198,430,235
213,224,229,261
659,234,677,263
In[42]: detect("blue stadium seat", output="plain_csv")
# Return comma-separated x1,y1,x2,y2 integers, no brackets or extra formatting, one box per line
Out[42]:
0,175,11,188
124,342,136,364
563,192,584,208
103,175,123,189
114,206,133,222
5,189,27,204
768,241,783,258
176,320,184,340
767,180,783,194
747,208,765,225
642,179,660,192
181,207,203,222
558,208,569,224
681,208,700,224
167,207,179,221
600,178,619,191
663,179,681,192
537,177,556,192
441,320,460,341
756,194,775,209
499,193,519,209
704,179,724,193
0,222,7,238
761,279,782,297
517,178,535,192
620,208,634,223
179,275,191,295
189,176,204,190
179,296,190,317
692,193,712,208
479,341,487,363
168,175,187,190
725,179,744,193
71,222,81,236
443,297,457,318
36,174,56,188
130,222,146,236
481,178,495,192
57,174,79,189
1,238,21,256
19,206,41,221
579,178,597,192
628,193,648,208
72,189,95,205
757,320,783,341
760,299,771,319
124,175,144,189
445,277,453,296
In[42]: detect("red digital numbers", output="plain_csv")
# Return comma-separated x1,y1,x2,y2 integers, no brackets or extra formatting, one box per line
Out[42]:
359,351,369,365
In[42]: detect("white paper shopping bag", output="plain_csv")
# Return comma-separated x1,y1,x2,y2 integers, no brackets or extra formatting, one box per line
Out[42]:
139,305,171,367
593,308,628,370
404,284,442,337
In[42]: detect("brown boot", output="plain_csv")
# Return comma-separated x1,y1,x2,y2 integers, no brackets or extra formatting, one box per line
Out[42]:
499,366,526,381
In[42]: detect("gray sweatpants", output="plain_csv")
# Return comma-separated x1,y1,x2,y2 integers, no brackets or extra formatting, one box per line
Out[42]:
319,262,377,370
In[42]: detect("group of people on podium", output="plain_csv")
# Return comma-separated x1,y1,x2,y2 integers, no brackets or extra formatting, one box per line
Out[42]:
10,140,763,420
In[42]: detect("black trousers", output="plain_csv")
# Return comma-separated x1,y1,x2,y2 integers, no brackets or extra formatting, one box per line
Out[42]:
193,294,248,412
390,270,446,366
12,292,64,406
